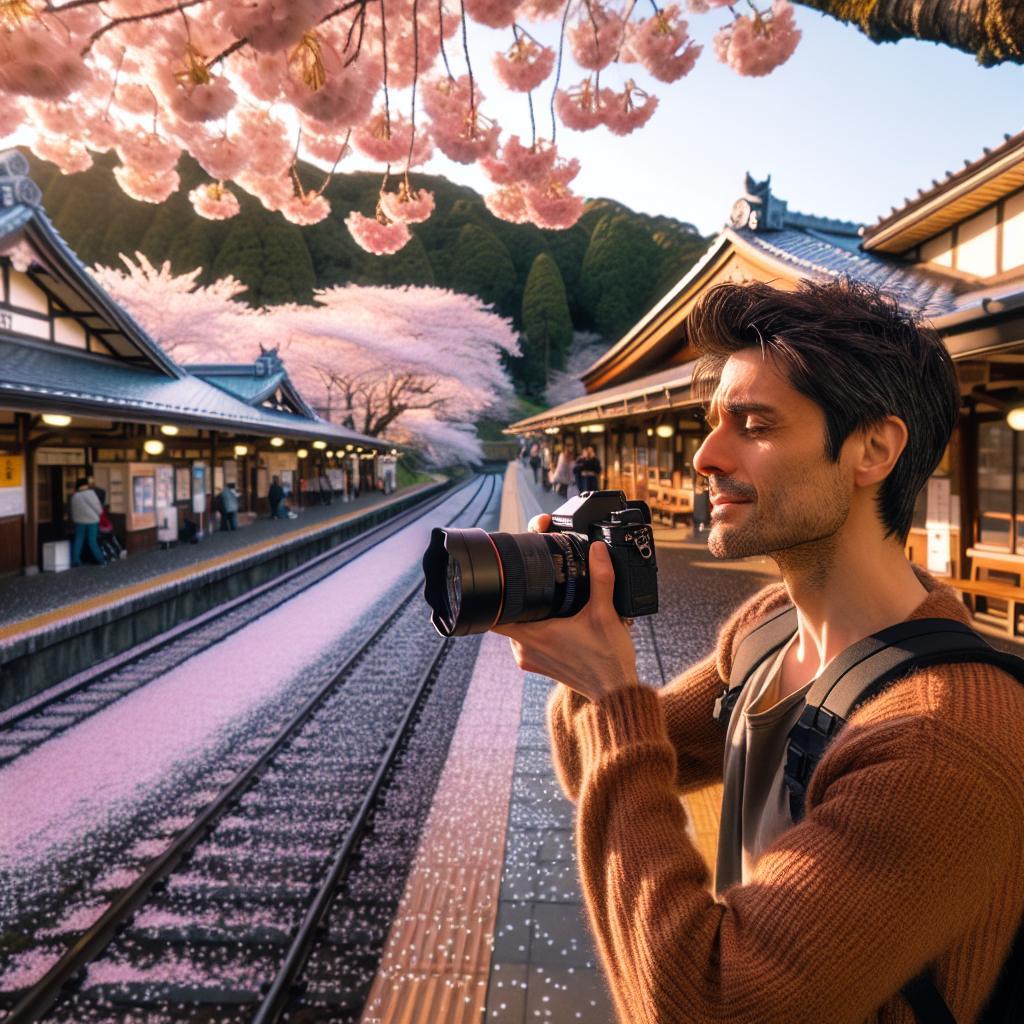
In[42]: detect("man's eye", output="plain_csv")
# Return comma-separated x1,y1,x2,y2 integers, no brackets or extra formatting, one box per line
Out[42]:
741,424,768,436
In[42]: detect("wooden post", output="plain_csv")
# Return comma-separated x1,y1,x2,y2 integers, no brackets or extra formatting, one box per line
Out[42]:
209,430,218,536
16,413,37,574
958,404,978,581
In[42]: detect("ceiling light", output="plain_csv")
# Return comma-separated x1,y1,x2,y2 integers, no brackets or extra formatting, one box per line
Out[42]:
270,436,284,447
143,439,165,456
41,413,71,427
297,448,308,459
312,440,327,450
234,444,248,457
1007,407,1024,431
656,424,675,439
160,424,179,436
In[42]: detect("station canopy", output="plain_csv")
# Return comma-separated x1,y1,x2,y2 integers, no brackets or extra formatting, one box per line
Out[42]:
0,149,387,452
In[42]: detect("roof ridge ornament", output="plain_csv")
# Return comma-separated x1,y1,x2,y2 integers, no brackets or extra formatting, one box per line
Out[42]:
730,172,785,232
0,150,42,209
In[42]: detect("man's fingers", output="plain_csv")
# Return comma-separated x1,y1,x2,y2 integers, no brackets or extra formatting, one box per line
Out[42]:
528,514,552,534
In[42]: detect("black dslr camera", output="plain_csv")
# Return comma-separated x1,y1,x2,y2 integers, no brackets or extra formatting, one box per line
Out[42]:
422,489,658,637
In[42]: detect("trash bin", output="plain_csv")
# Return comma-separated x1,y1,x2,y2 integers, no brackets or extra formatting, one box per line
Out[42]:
42,540,71,572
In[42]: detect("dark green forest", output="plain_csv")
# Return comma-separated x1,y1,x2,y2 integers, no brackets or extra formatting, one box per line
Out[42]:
30,153,709,397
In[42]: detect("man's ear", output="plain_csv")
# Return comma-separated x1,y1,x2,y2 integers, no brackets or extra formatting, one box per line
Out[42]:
851,416,909,488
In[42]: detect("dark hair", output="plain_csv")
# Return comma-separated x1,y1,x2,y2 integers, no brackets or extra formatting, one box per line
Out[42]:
75,477,89,489
689,277,960,541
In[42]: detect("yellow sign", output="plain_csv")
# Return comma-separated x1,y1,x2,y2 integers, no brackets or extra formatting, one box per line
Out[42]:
0,455,22,488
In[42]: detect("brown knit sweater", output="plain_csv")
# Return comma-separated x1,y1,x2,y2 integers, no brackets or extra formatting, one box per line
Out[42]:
547,574,1024,1024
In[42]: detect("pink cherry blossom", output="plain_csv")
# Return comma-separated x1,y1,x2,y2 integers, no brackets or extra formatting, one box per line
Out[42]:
300,131,352,164
167,75,237,124
345,211,412,255
116,131,180,174
234,109,292,177
24,100,79,136
554,79,609,132
421,75,480,125
220,0,334,53
492,36,556,92
31,134,93,174
235,169,295,211
431,107,500,164
523,179,584,229
625,6,702,83
84,115,120,153
353,111,415,164
113,164,180,204
568,2,625,71
0,16,90,100
601,80,659,135
499,135,557,186
0,94,24,139
188,182,242,220
379,184,435,224
280,189,331,225
516,0,567,19
484,184,530,224
715,0,801,77
463,0,519,29
686,0,732,11
191,132,248,181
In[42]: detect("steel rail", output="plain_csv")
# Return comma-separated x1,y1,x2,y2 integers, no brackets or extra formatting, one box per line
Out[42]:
252,635,449,1023
5,472,496,1024
0,477,469,735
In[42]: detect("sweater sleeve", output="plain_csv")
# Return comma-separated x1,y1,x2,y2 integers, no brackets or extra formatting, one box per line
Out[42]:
568,669,1023,1024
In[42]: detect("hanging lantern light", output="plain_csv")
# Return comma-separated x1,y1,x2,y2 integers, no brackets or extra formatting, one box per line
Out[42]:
143,439,165,456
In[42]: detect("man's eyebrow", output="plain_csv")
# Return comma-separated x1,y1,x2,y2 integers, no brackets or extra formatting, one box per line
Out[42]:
705,399,778,424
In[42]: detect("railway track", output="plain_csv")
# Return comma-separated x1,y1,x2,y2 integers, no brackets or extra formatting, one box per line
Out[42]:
2,473,498,1023
0,476,482,769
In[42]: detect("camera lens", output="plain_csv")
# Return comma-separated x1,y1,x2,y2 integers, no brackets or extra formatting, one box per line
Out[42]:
422,526,591,637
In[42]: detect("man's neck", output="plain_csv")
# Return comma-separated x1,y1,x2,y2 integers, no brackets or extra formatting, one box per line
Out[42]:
773,531,929,690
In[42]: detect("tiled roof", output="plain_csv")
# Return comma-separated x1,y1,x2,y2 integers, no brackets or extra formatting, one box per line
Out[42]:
734,226,962,317
192,370,287,404
0,338,386,447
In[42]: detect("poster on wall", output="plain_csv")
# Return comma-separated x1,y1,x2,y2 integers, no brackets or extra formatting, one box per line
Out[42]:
175,466,190,503
0,454,24,517
155,466,174,509
133,474,155,514
926,476,952,576
192,463,207,514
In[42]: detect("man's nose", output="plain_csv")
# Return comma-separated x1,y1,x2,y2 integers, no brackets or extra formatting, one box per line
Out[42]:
693,425,735,478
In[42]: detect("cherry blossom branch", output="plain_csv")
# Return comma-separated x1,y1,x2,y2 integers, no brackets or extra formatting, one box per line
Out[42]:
79,0,207,57
549,0,574,142
459,0,476,115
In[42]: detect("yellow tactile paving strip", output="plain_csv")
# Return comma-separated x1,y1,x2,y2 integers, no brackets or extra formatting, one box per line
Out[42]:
0,484,435,647
359,468,526,1024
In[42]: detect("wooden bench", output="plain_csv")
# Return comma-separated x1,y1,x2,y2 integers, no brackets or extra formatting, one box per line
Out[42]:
957,548,1024,637
648,487,693,527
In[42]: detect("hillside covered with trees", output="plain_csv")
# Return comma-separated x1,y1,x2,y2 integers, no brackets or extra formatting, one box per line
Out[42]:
31,154,709,397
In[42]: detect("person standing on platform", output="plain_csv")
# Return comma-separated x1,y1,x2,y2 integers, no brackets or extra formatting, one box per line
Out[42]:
541,443,553,492
528,442,542,485
69,477,106,567
268,475,285,519
550,442,576,498
494,279,1024,1024
218,481,239,531
575,445,601,492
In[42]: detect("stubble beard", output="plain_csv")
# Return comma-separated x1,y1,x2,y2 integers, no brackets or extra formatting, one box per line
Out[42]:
707,474,850,585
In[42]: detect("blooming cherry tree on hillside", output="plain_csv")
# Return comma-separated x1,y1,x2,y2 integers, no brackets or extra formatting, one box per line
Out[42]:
94,255,519,465
0,0,803,253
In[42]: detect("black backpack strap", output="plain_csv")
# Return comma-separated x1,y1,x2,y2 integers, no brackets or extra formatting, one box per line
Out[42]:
713,603,797,731
782,618,1024,1024
783,618,1024,823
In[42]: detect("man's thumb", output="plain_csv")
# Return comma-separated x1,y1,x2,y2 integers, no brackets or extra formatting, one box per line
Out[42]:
589,540,616,603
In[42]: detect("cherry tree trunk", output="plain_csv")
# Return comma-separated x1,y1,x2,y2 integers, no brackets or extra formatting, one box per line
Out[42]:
797,0,1024,64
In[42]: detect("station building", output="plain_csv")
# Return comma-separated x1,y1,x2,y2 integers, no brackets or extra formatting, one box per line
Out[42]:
510,130,1024,636
0,150,394,576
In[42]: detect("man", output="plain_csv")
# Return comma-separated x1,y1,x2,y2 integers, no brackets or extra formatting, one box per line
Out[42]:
497,279,1024,1023
69,477,106,567
268,475,285,520
218,481,239,531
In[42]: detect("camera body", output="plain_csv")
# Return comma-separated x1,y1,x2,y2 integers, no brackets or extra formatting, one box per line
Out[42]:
549,491,659,618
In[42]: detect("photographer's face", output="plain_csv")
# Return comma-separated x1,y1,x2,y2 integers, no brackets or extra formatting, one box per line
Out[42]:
693,349,851,560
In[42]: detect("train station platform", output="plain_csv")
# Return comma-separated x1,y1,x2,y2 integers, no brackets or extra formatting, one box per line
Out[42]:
359,463,783,1023
0,477,450,713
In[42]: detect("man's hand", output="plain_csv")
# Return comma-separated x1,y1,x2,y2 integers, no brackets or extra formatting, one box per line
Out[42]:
493,514,642,702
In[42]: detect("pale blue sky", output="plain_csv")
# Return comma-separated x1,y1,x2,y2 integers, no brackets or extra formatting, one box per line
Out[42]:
395,6,1024,236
